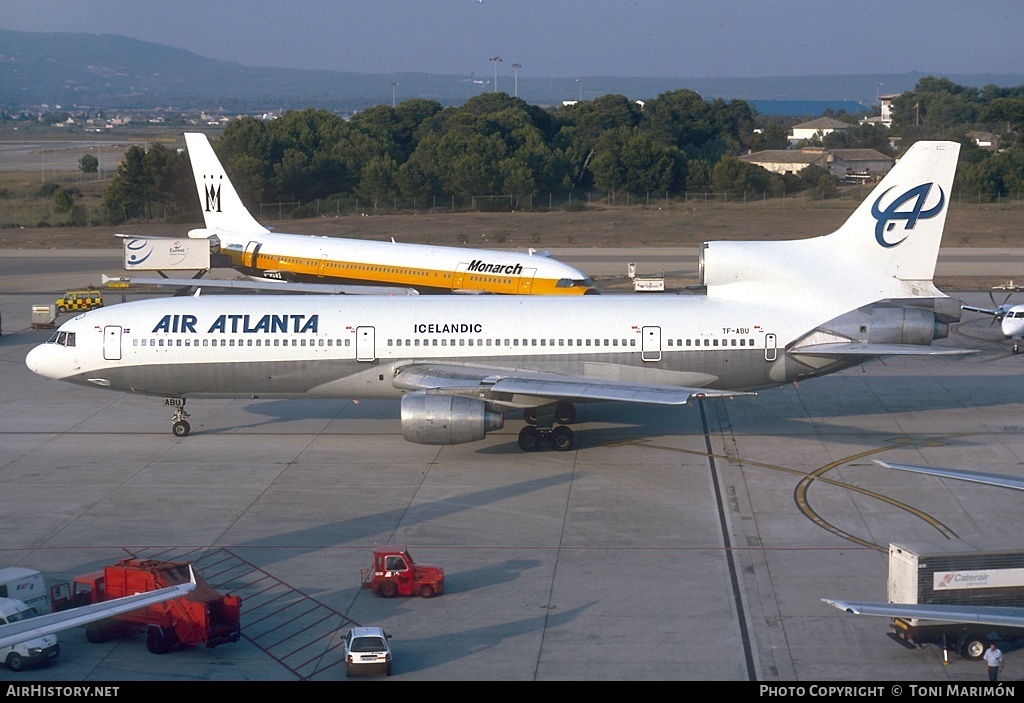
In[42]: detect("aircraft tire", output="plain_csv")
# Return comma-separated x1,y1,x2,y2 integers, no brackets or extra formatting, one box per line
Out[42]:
523,408,538,425
550,426,574,451
172,420,190,437
518,426,542,452
555,402,576,425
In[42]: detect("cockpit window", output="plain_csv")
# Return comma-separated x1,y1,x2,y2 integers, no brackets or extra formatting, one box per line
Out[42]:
46,331,76,347
556,278,596,289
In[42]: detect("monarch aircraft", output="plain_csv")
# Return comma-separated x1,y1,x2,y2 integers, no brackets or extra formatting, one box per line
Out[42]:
27,141,971,452
177,133,598,295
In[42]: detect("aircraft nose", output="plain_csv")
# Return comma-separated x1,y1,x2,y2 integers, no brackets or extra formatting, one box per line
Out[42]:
25,343,70,380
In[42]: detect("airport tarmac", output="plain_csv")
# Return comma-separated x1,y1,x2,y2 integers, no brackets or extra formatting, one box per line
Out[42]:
2,252,1024,681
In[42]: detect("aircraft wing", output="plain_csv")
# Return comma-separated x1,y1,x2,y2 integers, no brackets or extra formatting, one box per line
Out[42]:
790,343,977,357
0,568,197,648
821,598,1024,628
874,459,1024,491
101,274,418,296
393,363,754,406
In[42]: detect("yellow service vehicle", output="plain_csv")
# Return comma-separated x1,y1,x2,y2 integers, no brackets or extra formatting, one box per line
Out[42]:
54,289,103,313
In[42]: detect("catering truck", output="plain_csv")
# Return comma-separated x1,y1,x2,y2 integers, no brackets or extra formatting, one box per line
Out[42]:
886,541,1024,659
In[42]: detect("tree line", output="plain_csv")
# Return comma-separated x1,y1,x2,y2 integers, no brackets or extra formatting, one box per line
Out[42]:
100,79,1024,224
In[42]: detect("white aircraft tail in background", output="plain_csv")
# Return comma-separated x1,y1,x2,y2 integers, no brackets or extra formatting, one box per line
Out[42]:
185,133,268,235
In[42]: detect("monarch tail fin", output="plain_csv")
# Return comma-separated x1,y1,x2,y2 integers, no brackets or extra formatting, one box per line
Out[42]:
183,133,269,235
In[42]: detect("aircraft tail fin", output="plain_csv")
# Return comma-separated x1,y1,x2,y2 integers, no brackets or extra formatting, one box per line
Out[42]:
700,140,960,305
184,133,269,235
825,139,959,283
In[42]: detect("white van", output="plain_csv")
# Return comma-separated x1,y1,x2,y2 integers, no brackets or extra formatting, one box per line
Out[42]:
0,567,48,615
0,597,60,671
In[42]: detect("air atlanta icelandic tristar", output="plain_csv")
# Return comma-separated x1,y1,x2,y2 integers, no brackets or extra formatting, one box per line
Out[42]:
177,132,598,295
27,141,971,452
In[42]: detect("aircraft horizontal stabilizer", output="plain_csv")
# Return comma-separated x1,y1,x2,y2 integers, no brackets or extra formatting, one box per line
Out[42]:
874,460,1024,491
821,598,1024,628
790,343,977,357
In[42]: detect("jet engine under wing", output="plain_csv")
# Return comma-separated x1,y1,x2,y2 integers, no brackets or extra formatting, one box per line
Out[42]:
790,342,977,357
0,568,196,648
821,598,1024,629
392,363,754,405
101,274,418,296
874,460,1024,491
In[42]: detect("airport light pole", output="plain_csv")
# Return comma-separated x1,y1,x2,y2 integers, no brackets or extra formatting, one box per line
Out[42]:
391,82,398,108
576,78,584,101
512,63,521,98
490,56,502,92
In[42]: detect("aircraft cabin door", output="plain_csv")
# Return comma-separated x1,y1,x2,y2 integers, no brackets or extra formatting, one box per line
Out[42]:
764,333,778,362
243,241,261,269
517,268,537,295
356,326,376,361
317,254,328,278
452,262,468,291
641,326,662,362
103,325,123,361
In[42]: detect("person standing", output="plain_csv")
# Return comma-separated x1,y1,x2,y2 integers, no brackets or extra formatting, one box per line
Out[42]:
983,643,1004,681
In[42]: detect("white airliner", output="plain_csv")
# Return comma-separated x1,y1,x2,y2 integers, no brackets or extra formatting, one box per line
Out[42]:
0,568,195,649
27,141,971,452
823,461,1024,629
177,132,598,295
961,290,1024,353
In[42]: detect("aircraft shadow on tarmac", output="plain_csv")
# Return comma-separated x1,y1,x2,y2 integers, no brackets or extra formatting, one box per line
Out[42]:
218,473,574,581
387,601,596,675
219,364,1024,450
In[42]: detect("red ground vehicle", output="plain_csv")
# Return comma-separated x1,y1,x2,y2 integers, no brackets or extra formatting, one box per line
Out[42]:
360,546,445,598
49,558,241,654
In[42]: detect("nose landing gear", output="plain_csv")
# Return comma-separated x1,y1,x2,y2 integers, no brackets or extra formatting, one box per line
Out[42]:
166,398,191,437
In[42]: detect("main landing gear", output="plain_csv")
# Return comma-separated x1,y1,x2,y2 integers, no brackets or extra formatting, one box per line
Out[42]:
518,402,576,452
166,398,191,437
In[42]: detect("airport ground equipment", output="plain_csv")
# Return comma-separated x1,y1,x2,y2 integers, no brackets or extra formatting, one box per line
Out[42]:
54,289,103,314
361,546,445,598
0,567,48,616
886,541,1024,660
49,558,241,654
31,304,56,329
0,598,59,671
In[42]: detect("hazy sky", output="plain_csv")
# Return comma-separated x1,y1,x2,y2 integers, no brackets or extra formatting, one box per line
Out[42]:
2,0,1021,79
